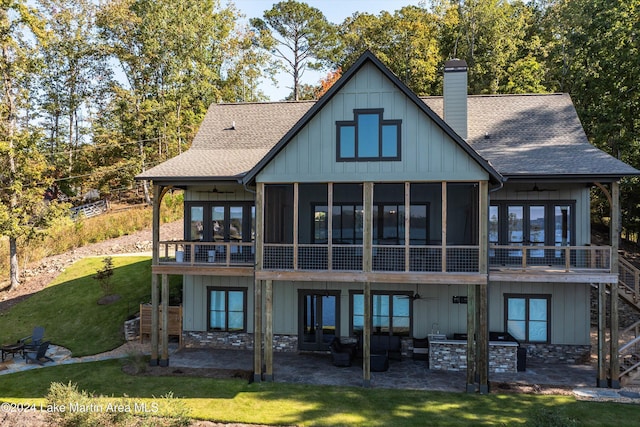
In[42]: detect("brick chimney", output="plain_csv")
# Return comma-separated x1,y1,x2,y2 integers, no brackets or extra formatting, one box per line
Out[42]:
443,59,468,139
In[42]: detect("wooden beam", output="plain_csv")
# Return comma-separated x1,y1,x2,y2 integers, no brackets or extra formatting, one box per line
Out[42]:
610,181,620,388
466,283,477,392
597,283,607,387
478,283,488,394
441,182,447,272
152,265,255,276
328,183,333,270
405,182,411,272
489,272,618,284
253,278,263,383
160,273,169,366
264,280,273,381
255,270,488,284
293,183,299,270
363,182,373,387
150,184,161,366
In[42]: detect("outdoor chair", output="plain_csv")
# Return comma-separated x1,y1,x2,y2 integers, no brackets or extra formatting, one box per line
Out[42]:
329,338,356,367
19,326,45,352
24,341,54,366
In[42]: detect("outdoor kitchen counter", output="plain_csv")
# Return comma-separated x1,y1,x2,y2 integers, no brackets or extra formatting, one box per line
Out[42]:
428,339,519,373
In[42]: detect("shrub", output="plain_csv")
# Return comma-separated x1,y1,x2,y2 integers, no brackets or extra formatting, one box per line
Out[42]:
94,257,115,296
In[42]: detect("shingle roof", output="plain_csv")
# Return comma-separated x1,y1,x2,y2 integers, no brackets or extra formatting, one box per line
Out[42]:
423,93,639,179
136,101,314,181
137,93,639,183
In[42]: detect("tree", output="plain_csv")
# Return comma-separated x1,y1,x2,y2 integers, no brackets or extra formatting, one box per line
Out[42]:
251,0,339,101
0,2,67,288
340,6,441,95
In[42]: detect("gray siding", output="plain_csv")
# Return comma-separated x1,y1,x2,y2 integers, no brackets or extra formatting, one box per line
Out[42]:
257,62,488,183
488,282,591,345
185,187,255,202
183,276,254,332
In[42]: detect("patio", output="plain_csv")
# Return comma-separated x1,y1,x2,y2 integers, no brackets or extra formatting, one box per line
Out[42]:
169,348,597,392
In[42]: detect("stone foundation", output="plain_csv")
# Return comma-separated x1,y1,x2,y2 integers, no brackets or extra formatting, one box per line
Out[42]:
182,331,298,352
523,343,591,364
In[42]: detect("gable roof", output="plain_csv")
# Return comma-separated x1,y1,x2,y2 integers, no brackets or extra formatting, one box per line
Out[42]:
241,50,503,186
137,52,639,185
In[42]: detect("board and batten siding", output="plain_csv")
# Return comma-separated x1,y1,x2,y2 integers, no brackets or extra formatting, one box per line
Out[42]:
488,282,591,346
184,187,255,203
257,62,489,184
183,276,254,332
490,184,591,245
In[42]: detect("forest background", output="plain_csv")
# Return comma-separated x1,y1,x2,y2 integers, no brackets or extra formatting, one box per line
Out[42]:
0,0,638,287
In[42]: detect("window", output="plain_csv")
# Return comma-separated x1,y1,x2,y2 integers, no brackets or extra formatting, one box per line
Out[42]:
185,202,255,242
350,291,411,336
207,288,247,332
337,109,401,161
505,294,550,343
490,201,574,260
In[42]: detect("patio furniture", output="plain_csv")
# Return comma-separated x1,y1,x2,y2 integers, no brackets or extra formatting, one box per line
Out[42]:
1,342,24,361
24,341,53,366
370,350,389,372
329,338,356,367
20,326,45,352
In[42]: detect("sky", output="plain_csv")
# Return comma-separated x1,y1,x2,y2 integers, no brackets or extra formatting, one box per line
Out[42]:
231,0,425,101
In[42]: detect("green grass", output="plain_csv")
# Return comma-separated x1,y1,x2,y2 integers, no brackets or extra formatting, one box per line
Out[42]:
0,359,637,426
0,256,180,356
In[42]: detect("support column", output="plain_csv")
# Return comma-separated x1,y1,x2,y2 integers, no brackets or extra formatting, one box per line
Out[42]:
149,184,162,366
478,181,489,394
160,273,169,366
253,182,264,383
466,283,477,392
362,182,373,387
150,274,159,366
610,181,620,388
264,280,273,381
597,283,608,387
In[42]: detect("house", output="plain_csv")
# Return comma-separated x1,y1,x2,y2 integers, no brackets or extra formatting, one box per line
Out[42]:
136,51,640,392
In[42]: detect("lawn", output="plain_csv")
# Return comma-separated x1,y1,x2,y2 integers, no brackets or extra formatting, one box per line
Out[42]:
1,257,638,426
0,256,179,356
0,359,638,426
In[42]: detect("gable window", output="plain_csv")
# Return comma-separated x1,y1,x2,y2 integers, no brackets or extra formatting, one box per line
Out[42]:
207,287,247,332
337,109,401,161
505,294,550,343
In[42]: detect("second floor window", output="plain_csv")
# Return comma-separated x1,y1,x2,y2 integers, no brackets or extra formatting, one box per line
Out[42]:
187,202,255,242
336,109,401,161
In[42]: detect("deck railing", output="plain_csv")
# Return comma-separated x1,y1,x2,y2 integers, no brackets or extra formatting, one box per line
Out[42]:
158,241,254,267
264,244,480,272
488,245,611,272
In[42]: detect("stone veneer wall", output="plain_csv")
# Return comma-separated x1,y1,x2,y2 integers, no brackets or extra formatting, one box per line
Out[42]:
182,331,298,352
429,341,518,373
523,343,591,364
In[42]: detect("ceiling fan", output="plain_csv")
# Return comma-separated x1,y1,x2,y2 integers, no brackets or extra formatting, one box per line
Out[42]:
516,183,558,192
210,186,234,194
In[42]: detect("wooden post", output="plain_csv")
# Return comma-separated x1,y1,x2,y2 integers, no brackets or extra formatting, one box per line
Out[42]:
253,182,264,382
610,181,620,388
466,283,477,392
264,279,273,381
363,182,373,387
441,182,447,272
597,283,607,387
478,181,489,393
328,183,333,270
160,273,169,366
150,184,162,366
293,183,299,270
405,182,411,272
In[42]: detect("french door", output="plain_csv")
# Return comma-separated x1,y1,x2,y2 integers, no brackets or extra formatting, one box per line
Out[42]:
299,290,340,351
